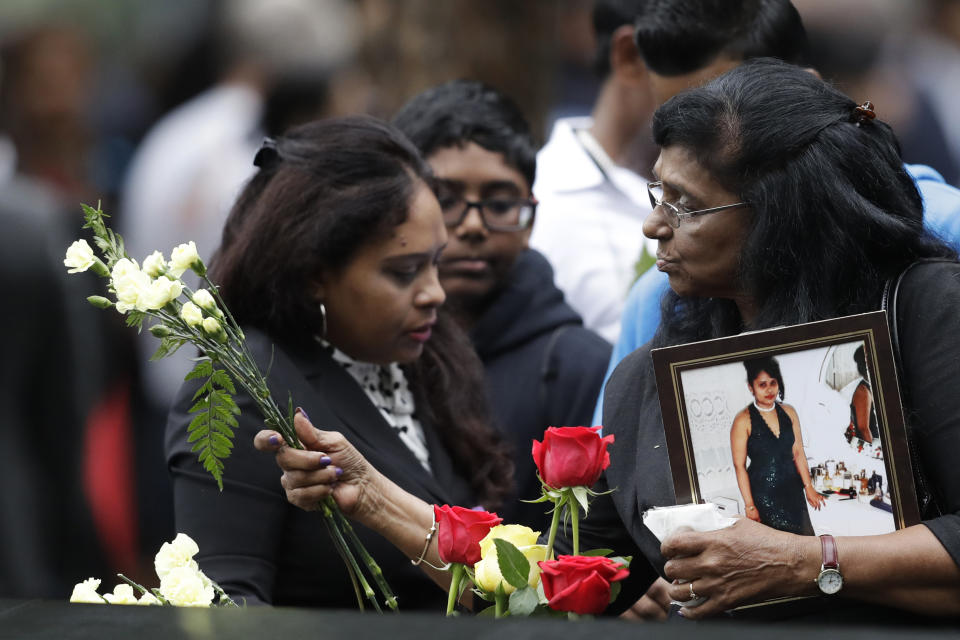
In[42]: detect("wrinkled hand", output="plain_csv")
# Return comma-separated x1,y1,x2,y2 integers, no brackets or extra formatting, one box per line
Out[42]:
805,485,826,510
619,577,672,622
253,411,385,522
745,505,762,522
661,518,812,618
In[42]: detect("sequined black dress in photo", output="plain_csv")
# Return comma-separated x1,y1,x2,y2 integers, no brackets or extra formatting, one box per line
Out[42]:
746,403,815,535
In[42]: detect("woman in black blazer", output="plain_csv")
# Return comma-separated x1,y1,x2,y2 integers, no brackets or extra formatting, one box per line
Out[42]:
165,117,512,609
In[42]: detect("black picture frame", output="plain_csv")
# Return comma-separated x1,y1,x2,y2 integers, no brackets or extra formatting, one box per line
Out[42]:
651,311,920,536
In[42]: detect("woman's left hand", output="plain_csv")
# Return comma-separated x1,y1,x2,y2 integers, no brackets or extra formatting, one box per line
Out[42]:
661,518,815,618
805,485,826,510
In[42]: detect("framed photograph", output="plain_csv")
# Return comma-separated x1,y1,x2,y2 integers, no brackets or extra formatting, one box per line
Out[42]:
652,311,920,538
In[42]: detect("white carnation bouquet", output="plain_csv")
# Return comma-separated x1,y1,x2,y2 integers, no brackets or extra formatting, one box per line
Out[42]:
65,204,395,611
70,533,236,607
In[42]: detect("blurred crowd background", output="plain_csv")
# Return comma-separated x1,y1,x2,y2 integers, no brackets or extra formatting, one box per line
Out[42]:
2,0,960,599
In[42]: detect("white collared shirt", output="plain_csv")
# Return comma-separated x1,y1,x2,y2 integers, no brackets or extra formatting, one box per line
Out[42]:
531,116,655,343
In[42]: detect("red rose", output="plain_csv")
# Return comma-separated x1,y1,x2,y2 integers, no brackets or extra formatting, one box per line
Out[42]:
433,505,502,566
538,555,630,615
532,426,615,488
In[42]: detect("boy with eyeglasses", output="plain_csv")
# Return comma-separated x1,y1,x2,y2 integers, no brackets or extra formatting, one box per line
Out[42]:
393,80,611,531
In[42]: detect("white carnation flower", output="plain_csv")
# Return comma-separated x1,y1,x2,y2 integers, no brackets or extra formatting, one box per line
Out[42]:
69,577,104,604
103,583,139,605
155,532,201,579
169,241,201,278
142,251,167,277
191,288,218,313
180,301,204,327
202,316,224,338
138,276,184,311
111,259,150,314
159,566,215,607
137,592,161,606
64,240,96,273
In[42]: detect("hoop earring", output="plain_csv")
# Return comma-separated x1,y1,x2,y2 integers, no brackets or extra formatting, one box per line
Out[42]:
319,302,327,339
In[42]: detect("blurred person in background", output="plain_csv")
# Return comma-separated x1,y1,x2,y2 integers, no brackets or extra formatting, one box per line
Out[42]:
393,80,611,532
530,0,657,345
0,179,112,598
907,0,960,187
0,19,146,593
0,25,99,205
796,0,960,186
121,0,359,415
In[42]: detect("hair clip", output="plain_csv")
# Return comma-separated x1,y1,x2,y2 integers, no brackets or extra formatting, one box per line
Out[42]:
253,137,280,169
852,101,876,127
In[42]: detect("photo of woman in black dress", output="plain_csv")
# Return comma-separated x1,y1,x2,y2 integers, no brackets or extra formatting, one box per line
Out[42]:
730,356,825,535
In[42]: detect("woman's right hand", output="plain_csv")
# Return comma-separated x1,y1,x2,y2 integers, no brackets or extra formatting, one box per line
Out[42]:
745,505,762,522
254,411,385,522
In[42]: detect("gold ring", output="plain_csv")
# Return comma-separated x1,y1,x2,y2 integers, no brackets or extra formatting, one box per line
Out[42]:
688,582,698,600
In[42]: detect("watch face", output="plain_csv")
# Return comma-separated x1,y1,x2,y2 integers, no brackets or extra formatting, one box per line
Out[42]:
817,568,843,595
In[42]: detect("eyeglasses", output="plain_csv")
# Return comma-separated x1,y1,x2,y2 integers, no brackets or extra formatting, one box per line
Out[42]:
647,181,747,228
440,197,537,232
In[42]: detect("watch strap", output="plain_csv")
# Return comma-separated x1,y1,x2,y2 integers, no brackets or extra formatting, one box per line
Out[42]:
819,534,839,569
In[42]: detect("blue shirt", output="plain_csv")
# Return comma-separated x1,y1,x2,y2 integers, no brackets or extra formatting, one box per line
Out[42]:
591,163,960,425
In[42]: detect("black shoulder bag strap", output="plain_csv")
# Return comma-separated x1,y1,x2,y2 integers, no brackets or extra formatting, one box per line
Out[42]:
882,259,950,518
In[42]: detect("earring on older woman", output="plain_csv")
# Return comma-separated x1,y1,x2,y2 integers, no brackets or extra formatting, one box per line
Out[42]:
319,302,328,339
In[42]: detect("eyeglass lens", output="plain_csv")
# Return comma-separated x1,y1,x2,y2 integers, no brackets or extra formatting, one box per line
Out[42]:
441,199,534,230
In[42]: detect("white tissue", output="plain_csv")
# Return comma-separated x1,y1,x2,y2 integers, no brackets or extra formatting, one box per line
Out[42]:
643,502,738,542
642,503,738,608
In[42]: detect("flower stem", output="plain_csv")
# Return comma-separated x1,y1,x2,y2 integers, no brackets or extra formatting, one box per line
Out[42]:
331,501,398,611
116,574,148,597
571,496,580,557
544,497,563,561
494,589,508,618
446,563,464,616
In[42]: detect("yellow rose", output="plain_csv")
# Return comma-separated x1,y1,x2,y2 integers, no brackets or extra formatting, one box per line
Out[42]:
478,524,540,556
473,525,546,595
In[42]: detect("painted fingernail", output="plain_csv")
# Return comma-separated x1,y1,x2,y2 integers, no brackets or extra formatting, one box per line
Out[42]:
319,455,332,467
677,609,686,618
335,467,344,477
269,435,280,447
294,406,310,422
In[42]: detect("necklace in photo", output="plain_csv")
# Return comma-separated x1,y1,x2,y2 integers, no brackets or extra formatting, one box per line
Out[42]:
753,400,777,413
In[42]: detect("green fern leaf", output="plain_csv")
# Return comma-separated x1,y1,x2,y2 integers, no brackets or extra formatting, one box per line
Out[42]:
185,362,238,491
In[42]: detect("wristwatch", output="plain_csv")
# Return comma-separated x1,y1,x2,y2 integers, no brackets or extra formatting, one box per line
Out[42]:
815,534,843,595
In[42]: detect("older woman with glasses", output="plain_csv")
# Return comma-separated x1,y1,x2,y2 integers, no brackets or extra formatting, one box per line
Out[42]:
257,60,960,622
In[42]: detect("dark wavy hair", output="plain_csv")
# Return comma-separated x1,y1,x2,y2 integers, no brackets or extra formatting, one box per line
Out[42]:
634,0,806,77
651,58,956,347
743,356,785,401
392,79,537,188
211,116,513,508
